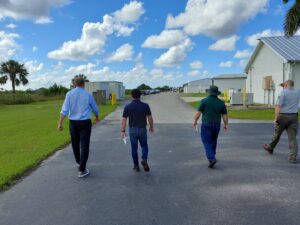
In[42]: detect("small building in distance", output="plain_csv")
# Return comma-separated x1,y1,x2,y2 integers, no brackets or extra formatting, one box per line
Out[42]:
245,36,300,104
182,78,211,93
85,81,125,100
212,74,247,93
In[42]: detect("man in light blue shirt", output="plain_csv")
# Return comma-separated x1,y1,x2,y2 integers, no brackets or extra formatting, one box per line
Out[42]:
263,80,300,163
58,77,99,178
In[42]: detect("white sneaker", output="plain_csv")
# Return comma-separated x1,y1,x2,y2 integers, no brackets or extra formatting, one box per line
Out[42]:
78,169,90,178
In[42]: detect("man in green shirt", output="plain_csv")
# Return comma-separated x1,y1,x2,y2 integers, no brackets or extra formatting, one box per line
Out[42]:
193,86,228,168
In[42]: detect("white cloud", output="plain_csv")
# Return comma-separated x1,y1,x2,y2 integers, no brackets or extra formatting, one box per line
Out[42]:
35,16,53,24
188,70,201,77
65,63,96,75
0,0,70,24
113,1,145,23
24,60,44,74
154,38,194,67
6,24,17,29
142,30,186,49
239,60,247,68
219,61,234,68
189,60,203,69
135,52,143,62
0,31,19,62
209,35,239,51
32,46,38,52
234,49,252,59
48,1,145,61
166,0,268,37
106,43,134,62
188,69,209,77
247,29,283,47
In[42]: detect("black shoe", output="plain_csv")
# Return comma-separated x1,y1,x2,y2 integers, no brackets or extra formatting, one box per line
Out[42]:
141,160,150,172
133,165,140,172
208,160,217,169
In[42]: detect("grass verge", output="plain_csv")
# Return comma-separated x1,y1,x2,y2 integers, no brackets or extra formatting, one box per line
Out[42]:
189,101,278,120
0,100,118,190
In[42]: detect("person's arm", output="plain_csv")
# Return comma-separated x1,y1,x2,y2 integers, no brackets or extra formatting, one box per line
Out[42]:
89,94,99,123
274,105,281,125
147,115,154,133
146,105,154,133
58,93,69,131
193,101,203,128
222,114,228,131
193,111,202,128
274,91,284,125
121,117,127,139
221,104,228,131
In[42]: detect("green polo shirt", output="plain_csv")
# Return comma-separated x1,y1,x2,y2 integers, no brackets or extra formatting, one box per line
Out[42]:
198,95,227,123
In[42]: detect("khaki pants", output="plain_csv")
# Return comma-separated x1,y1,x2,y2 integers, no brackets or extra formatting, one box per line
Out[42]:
269,114,298,157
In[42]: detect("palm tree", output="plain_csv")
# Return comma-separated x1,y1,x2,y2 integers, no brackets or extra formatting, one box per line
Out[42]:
71,74,89,88
0,60,29,93
283,0,300,36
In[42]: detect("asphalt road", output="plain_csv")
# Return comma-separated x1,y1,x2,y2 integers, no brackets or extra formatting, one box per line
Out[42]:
0,93,299,225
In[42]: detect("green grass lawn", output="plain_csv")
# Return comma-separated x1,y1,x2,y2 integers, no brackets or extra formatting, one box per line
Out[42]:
189,101,277,120
180,93,209,97
0,100,118,190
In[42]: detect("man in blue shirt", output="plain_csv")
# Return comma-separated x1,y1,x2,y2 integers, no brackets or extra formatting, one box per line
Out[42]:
121,89,154,172
263,80,300,163
58,77,99,178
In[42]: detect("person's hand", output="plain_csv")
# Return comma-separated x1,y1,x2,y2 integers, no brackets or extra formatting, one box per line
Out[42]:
57,123,63,131
95,117,100,124
193,121,197,129
121,131,126,139
149,127,154,133
274,120,279,128
223,124,228,131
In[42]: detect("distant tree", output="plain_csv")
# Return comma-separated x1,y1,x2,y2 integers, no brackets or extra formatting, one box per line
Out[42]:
155,85,171,92
48,83,69,96
283,0,300,36
137,83,151,90
71,74,89,88
0,60,29,93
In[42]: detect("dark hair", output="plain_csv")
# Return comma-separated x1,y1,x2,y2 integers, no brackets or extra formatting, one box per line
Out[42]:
74,77,85,87
131,89,141,99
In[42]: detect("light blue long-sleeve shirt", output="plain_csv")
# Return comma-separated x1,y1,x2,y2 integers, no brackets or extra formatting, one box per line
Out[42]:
60,87,99,120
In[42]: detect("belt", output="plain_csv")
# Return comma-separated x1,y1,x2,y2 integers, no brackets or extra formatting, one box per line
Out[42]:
280,113,298,115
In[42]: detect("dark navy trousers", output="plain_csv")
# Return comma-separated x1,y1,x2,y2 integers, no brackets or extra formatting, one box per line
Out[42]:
201,123,221,161
69,119,92,172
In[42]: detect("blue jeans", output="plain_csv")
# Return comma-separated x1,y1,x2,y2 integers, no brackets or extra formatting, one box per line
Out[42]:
201,123,221,161
129,127,149,166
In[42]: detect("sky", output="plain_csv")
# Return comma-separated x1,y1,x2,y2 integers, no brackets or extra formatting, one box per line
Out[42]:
0,0,296,90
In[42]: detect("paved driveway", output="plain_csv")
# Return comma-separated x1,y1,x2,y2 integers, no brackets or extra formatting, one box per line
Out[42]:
0,93,299,225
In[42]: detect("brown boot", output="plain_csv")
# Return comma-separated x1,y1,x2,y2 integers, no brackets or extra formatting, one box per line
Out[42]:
288,155,297,163
263,144,273,154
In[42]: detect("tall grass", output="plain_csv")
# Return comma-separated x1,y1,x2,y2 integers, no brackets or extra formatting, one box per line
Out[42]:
0,93,66,105
0,93,34,105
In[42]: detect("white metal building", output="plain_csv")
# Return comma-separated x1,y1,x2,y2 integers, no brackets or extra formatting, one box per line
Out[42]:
183,78,212,93
212,74,246,93
85,81,125,99
245,36,300,104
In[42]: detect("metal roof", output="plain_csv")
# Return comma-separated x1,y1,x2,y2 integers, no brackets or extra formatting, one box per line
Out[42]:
245,36,300,72
212,74,246,79
261,36,300,62
183,78,211,86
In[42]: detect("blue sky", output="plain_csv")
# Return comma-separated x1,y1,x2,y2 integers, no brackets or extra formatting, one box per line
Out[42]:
0,0,295,90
